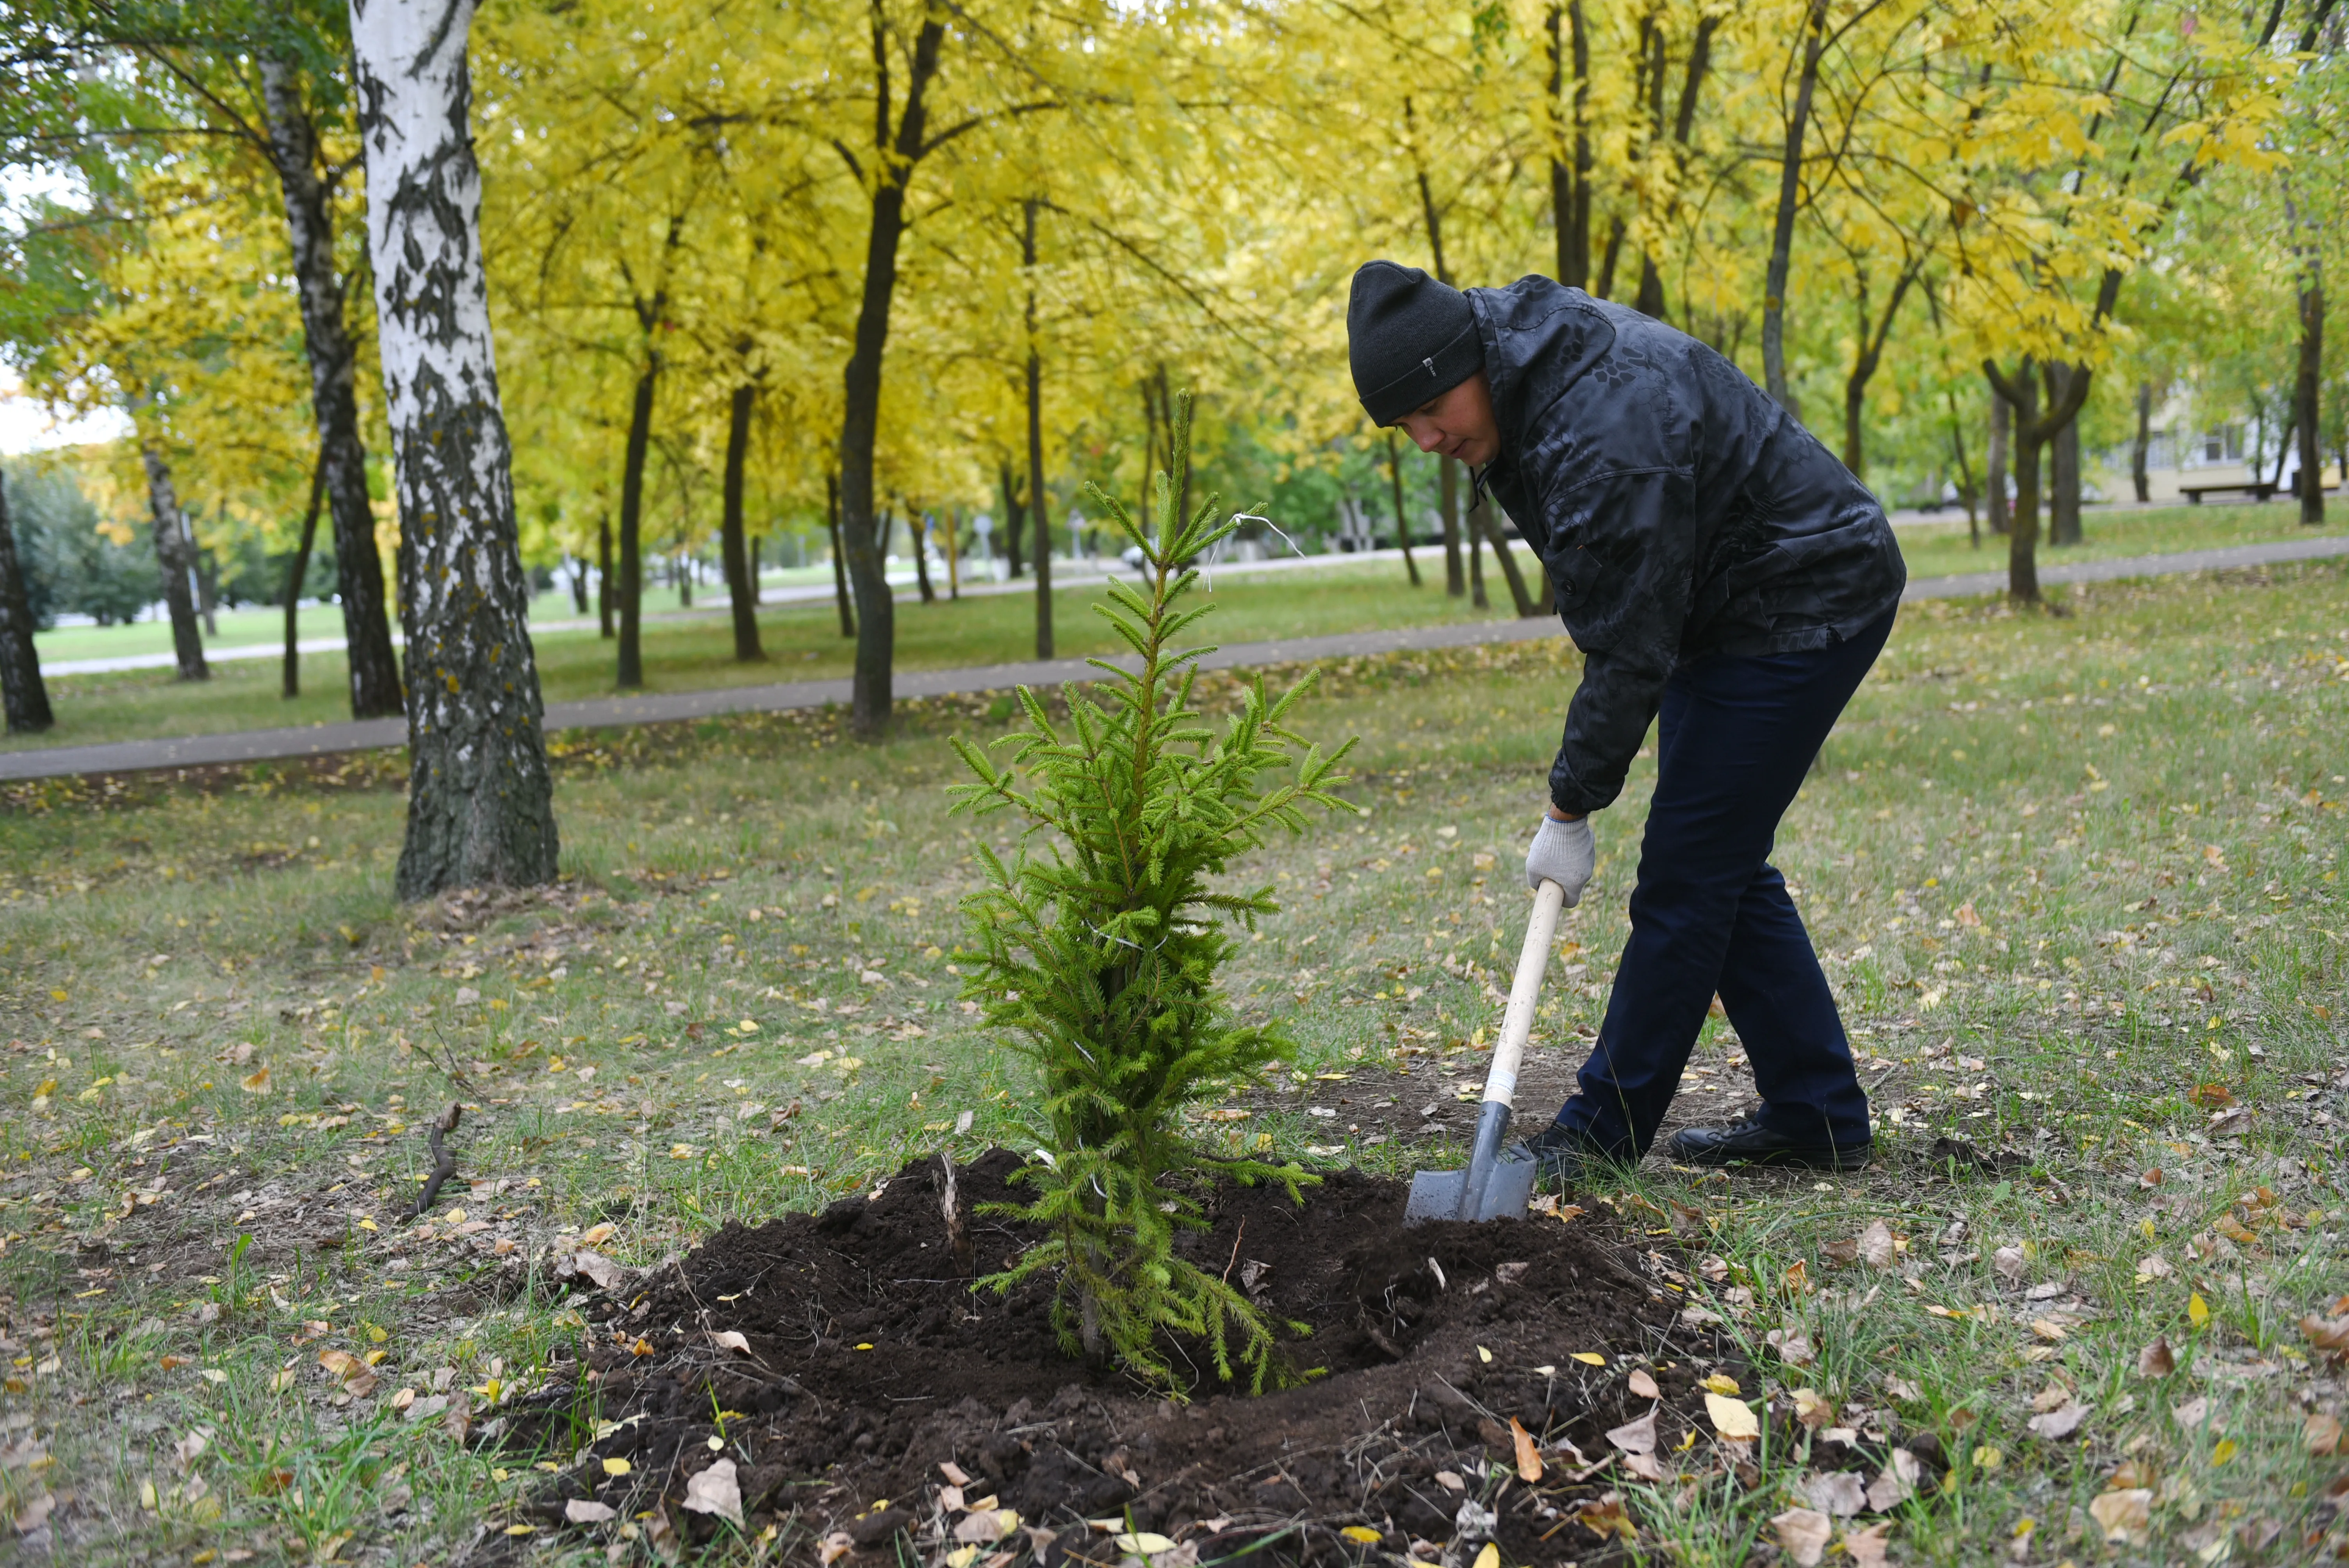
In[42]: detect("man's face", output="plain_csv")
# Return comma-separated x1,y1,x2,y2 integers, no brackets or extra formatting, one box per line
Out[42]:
1394,370,1499,466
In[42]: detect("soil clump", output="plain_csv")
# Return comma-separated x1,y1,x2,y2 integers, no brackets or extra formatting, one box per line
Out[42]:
505,1151,1764,1564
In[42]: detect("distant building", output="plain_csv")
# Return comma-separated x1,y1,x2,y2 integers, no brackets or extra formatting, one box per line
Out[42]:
2100,389,2344,504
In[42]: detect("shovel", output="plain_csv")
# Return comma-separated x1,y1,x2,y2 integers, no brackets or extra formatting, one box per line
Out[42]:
1404,878,1567,1224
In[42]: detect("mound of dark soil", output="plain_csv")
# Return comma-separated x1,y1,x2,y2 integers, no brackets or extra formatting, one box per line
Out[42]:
503,1151,1741,1564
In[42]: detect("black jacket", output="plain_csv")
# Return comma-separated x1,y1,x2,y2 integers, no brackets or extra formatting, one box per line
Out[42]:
1470,278,1905,815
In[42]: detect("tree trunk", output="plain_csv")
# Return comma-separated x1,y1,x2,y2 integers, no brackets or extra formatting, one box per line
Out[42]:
837,14,946,736
825,472,855,637
2046,363,2082,545
351,0,558,898
597,514,614,637
1986,358,2093,604
1596,217,1625,300
1547,1,1592,289
1941,386,1980,547
1987,385,2010,535
258,54,404,719
615,359,654,686
284,447,327,698
911,510,937,603
1386,429,1422,586
720,380,764,661
196,542,219,637
999,460,1027,578
135,432,209,681
567,555,589,616
2132,381,2153,503
1466,500,1488,609
1472,495,1542,617
1761,0,1830,410
0,464,53,733
1025,199,1053,660
2003,370,2042,602
676,549,691,608
1440,458,1465,596
2296,263,2326,526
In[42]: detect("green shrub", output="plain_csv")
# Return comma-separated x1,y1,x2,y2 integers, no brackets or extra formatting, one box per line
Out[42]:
950,394,1355,1393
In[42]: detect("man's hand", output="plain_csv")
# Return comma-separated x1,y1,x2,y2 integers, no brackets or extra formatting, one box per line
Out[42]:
1526,812,1595,903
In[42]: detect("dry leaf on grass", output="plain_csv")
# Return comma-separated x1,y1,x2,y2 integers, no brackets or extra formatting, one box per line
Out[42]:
2303,1412,2342,1455
1627,1368,1660,1400
1858,1220,1896,1269
2301,1314,2349,1355
2137,1336,2175,1377
1800,1470,1867,1518
1991,1245,2026,1284
1767,1328,1817,1367
1841,1521,1894,1567
565,1500,618,1525
2088,1489,2153,1545
1705,1393,1759,1440
681,1459,743,1527
2026,1402,2088,1441
1792,1388,1836,1430
1622,1452,1668,1482
1574,1493,1635,1542
1771,1507,1832,1566
1605,1408,1658,1455
1510,1418,1543,1482
1865,1450,1920,1512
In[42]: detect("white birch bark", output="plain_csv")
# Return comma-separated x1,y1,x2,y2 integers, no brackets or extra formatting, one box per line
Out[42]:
349,0,558,896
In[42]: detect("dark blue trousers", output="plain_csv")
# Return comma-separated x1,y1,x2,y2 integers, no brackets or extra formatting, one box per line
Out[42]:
1551,609,1893,1160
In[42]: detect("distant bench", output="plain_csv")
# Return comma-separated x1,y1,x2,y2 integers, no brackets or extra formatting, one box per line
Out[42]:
2180,477,2340,503
2180,479,2282,503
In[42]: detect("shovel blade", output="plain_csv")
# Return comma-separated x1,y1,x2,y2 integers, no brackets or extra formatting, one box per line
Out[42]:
1403,1147,1539,1225
1403,1169,1467,1225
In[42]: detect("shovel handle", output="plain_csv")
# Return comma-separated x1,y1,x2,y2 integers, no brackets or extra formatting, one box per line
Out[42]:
1451,878,1569,1220
1482,878,1568,1111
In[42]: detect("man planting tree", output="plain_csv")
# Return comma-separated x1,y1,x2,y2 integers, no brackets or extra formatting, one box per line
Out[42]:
1349,262,1903,1179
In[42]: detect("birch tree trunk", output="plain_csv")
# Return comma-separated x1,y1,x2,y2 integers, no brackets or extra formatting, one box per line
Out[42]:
349,0,558,898
0,465,53,733
826,473,855,637
133,421,209,682
258,55,406,720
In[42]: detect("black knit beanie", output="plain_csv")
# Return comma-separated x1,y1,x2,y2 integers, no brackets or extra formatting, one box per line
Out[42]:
1347,260,1483,425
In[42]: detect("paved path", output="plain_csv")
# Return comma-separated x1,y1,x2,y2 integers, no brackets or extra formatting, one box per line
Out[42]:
5,532,2342,784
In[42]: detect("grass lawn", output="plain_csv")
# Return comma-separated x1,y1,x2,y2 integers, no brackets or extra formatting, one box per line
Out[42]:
1893,501,2337,583
0,556,2343,1563
7,501,2336,758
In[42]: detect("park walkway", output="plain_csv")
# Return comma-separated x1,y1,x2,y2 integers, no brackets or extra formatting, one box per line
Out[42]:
3,531,2343,784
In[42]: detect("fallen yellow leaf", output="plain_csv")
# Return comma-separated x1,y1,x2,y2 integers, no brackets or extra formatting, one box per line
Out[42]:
2188,1293,2210,1329
1570,1352,1606,1366
1471,1544,1499,1568
1706,1392,1760,1439
1702,1373,1741,1396
1340,1527,1382,1544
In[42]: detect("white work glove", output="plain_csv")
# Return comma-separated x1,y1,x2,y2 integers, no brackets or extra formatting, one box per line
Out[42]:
1526,813,1595,905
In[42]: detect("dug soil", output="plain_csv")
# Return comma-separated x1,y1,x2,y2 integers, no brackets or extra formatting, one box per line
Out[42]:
499,1150,1785,1565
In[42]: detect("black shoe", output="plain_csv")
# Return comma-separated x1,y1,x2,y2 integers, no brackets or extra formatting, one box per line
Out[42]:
1511,1122,1616,1189
1666,1114,1872,1171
